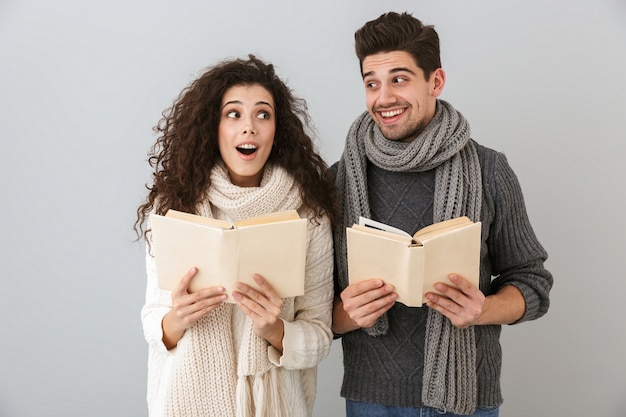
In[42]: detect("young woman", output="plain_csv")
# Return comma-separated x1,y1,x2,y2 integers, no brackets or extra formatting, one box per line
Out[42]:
135,55,336,417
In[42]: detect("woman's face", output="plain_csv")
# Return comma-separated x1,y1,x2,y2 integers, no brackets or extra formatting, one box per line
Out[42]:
218,84,276,187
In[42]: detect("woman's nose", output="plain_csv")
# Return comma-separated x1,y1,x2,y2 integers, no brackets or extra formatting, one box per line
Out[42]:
242,118,256,135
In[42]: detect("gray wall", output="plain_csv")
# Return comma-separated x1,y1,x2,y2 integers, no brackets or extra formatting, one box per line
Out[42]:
1,0,625,416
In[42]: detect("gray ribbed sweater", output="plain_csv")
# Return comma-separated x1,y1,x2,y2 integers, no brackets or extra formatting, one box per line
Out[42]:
334,142,553,409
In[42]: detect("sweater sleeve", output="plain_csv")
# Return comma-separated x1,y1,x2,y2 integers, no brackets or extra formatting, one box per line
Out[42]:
270,214,335,370
487,152,553,323
140,244,175,354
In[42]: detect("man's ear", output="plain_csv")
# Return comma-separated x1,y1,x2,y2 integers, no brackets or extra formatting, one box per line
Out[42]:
431,68,446,97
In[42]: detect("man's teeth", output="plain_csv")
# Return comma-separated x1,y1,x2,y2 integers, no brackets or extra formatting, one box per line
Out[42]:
381,109,404,118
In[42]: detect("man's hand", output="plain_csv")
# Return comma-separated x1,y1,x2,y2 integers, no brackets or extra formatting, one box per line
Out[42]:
332,279,397,334
425,273,525,328
425,274,485,328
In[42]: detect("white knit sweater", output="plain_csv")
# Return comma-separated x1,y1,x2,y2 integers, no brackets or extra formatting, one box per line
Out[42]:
141,166,334,417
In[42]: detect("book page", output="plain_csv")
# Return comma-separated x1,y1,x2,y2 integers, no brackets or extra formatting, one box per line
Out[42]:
165,209,233,229
236,218,307,298
358,216,412,237
419,221,481,303
347,227,420,306
413,216,472,242
351,224,414,244
234,209,300,227
149,212,307,301
150,213,229,293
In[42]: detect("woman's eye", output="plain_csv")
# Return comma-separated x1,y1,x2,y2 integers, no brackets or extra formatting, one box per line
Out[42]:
257,111,270,120
226,110,239,119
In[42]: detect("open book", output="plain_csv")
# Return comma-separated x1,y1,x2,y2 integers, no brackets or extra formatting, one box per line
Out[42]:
346,216,481,307
149,209,307,302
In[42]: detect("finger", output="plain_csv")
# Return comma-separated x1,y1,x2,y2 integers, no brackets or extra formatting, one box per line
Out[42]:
173,286,226,316
232,284,267,313
448,273,478,296
432,280,469,307
343,279,386,298
233,282,262,301
252,274,281,304
347,291,396,321
233,282,281,318
172,267,197,296
174,296,225,329
232,291,255,316
235,279,274,306
425,295,463,322
194,286,227,302
352,296,396,328
429,284,482,313
342,282,395,311
198,292,227,311
232,292,272,329
174,291,227,320
357,295,396,317
427,297,477,329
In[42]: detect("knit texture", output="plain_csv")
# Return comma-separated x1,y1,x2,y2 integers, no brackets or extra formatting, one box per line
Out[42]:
334,100,481,414
334,126,553,412
142,162,334,417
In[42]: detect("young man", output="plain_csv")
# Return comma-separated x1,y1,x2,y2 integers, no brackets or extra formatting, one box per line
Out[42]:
331,12,553,416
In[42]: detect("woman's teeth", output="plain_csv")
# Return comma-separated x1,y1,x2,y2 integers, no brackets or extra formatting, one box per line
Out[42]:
237,144,257,155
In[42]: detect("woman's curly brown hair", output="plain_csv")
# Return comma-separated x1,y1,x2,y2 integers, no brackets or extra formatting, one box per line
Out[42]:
135,55,337,241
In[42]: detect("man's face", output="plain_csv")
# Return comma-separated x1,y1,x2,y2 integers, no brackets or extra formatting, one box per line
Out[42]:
362,50,445,143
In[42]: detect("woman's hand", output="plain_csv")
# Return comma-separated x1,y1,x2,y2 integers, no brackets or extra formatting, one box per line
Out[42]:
162,267,227,349
232,274,285,352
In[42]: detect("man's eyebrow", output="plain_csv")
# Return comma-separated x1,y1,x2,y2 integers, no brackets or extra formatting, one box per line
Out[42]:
362,67,416,79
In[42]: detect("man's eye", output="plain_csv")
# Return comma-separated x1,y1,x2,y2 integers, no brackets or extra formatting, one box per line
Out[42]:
365,81,378,89
394,77,407,84
226,110,239,118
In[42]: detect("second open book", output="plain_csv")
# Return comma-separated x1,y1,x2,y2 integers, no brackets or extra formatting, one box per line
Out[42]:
347,216,481,307
149,209,307,303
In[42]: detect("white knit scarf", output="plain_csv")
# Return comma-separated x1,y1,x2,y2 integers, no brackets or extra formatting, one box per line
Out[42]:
164,162,303,417
334,100,481,414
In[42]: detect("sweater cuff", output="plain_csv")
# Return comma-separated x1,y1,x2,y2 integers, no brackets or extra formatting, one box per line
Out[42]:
143,306,177,354
267,318,299,367
508,282,539,324
267,318,290,367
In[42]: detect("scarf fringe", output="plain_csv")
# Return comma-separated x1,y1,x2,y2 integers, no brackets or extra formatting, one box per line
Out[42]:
236,370,289,417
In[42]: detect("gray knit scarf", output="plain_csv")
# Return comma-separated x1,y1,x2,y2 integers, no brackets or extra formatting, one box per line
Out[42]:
334,100,481,414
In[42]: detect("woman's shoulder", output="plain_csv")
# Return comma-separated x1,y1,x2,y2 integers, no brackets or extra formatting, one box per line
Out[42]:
298,206,331,227
297,207,332,243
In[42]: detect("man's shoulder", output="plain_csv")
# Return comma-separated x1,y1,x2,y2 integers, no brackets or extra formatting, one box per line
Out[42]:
473,140,505,170
473,140,497,158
